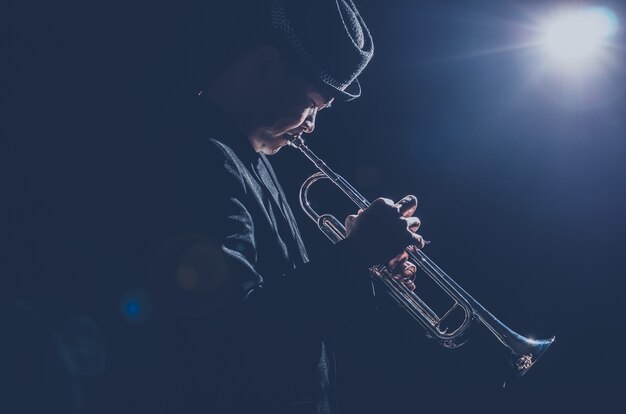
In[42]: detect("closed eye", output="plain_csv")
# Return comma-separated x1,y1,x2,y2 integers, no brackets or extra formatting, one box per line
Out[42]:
311,99,333,111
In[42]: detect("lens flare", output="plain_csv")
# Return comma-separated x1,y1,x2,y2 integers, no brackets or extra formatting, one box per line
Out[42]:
539,7,618,71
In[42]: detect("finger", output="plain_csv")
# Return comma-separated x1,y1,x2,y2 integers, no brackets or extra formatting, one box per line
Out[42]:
345,209,365,229
372,197,395,208
401,261,417,279
409,233,427,249
344,214,358,225
391,261,417,279
344,214,358,233
387,250,409,269
403,280,416,291
392,272,416,291
404,216,421,232
395,195,418,218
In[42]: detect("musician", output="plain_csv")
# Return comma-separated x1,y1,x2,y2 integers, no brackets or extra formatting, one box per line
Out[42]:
144,1,425,413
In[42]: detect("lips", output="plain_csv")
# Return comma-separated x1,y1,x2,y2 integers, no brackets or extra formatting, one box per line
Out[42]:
286,131,302,138
283,130,304,141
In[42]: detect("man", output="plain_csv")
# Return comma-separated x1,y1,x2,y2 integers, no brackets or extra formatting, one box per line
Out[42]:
144,1,425,413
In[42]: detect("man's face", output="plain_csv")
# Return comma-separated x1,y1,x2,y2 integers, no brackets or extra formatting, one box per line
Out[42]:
248,53,334,155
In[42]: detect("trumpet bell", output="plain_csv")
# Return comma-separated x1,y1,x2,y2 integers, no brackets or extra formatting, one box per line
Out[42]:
507,335,555,377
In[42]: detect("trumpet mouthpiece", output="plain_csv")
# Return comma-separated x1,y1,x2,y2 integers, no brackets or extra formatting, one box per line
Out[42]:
286,133,305,148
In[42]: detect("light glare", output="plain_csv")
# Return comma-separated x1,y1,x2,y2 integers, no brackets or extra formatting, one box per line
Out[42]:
540,7,618,70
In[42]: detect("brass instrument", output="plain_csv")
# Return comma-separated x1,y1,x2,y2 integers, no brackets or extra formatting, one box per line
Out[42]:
288,135,554,378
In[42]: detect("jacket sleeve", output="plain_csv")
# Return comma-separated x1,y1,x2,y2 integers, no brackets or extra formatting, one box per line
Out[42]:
148,137,376,339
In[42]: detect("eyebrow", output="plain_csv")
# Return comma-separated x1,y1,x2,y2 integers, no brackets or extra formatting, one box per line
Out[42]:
312,97,333,111
317,96,334,110
309,85,334,109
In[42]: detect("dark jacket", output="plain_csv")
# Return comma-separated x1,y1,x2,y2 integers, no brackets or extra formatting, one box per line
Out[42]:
134,95,376,414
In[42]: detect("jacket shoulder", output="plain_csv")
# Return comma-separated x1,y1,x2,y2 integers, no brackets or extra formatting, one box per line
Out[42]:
203,138,251,191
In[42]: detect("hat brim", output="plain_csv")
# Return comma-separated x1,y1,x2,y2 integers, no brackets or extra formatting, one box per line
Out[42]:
320,77,361,102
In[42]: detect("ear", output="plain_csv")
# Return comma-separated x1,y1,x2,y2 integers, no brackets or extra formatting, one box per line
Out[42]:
254,45,284,86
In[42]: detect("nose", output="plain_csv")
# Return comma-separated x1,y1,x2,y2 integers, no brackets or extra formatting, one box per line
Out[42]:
302,107,317,134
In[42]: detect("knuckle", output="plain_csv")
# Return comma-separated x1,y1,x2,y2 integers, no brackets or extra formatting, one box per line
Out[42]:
415,234,425,248
376,197,394,209
400,194,418,206
401,217,412,229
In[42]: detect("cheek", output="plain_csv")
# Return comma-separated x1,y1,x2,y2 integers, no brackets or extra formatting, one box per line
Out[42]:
271,107,308,131
263,84,311,132
284,110,308,127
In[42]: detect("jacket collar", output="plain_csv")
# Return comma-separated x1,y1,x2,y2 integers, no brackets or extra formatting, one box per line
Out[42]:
192,93,260,164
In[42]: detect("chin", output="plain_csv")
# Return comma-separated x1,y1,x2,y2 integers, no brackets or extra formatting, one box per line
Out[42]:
262,136,290,156
263,144,285,156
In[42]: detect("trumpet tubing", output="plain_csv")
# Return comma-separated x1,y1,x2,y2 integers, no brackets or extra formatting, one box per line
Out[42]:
288,135,554,378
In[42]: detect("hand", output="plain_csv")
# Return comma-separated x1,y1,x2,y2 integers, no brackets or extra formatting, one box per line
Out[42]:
385,250,418,291
345,195,426,266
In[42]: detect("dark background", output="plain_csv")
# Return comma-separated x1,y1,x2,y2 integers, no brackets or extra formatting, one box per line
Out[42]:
3,0,625,413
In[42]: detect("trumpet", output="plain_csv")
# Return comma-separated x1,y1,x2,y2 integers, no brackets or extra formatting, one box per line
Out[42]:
288,135,554,378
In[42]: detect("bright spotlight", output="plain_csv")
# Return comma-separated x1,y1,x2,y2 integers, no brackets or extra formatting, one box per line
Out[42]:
539,7,618,71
